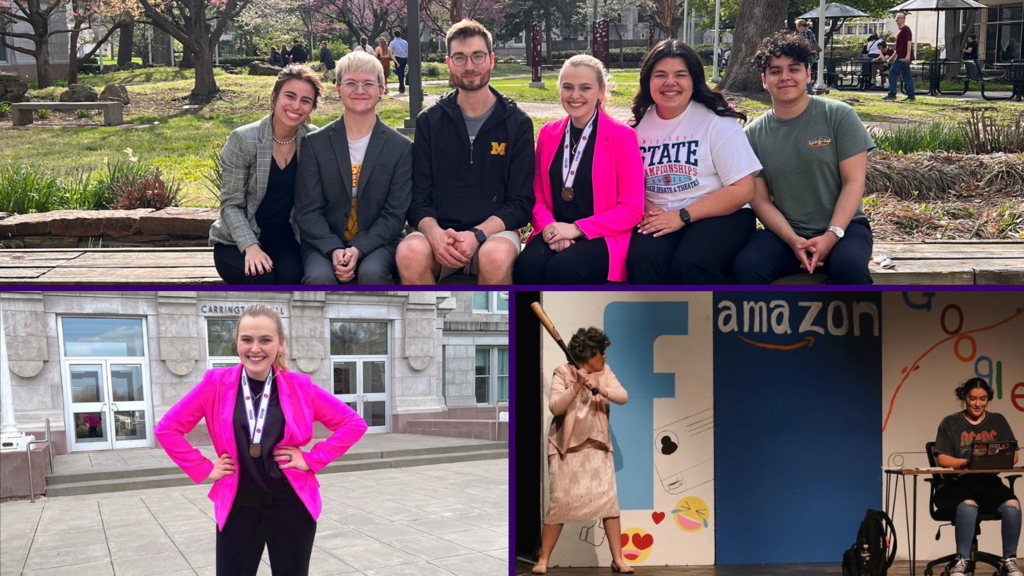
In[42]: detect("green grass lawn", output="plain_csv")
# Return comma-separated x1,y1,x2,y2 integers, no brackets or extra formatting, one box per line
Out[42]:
4,67,1022,207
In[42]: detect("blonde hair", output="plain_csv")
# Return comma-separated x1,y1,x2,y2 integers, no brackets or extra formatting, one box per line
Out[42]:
234,304,289,373
335,50,385,86
558,54,614,110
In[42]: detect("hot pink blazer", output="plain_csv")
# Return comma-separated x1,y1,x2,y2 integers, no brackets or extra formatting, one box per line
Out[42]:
154,364,368,531
527,108,644,282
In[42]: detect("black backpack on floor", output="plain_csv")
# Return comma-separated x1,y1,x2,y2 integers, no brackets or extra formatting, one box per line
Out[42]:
842,509,897,576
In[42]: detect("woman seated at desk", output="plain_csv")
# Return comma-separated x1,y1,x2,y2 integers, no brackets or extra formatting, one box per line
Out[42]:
932,378,1021,576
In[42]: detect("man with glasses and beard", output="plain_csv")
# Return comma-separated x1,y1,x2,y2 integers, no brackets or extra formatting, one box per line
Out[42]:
396,19,535,285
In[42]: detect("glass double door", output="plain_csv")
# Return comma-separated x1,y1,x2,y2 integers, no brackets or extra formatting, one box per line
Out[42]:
332,358,388,433
65,360,151,451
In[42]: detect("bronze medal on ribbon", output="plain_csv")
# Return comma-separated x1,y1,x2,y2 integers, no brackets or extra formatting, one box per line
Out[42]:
561,187,574,201
249,444,262,458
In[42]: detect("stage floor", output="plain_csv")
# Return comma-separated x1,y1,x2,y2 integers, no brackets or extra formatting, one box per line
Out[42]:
515,559,966,575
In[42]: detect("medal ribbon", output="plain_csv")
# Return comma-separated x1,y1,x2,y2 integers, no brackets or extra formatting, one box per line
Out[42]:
241,367,274,448
561,110,597,191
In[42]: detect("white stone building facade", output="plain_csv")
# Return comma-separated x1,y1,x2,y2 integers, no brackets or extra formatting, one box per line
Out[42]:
0,290,508,454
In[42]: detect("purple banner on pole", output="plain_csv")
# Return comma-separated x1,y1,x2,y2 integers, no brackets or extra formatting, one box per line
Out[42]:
531,23,543,83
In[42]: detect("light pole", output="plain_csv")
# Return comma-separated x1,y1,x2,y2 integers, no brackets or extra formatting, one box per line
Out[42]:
814,0,827,92
711,0,721,82
401,0,422,137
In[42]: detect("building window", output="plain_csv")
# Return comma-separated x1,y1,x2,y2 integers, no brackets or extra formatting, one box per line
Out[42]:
472,291,508,313
475,346,509,404
62,317,145,357
207,318,239,368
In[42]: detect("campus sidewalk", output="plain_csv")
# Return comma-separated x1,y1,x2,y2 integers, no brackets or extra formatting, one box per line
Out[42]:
0,458,508,576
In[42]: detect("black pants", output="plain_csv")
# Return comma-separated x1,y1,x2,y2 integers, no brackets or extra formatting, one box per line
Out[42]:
213,239,303,285
733,219,874,285
395,57,408,92
934,474,1019,513
217,490,317,576
626,208,755,285
513,236,610,285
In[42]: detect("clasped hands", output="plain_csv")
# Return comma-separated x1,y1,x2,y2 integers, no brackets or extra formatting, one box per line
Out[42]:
539,222,581,253
789,232,840,274
427,227,482,268
331,246,364,283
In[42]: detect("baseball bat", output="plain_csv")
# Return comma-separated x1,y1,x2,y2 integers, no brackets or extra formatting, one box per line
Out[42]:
530,302,598,395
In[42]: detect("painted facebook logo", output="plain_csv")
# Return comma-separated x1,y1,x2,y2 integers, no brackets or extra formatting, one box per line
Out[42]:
604,301,688,511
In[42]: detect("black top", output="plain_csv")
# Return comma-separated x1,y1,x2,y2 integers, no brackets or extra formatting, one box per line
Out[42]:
407,86,535,232
933,410,1016,485
963,41,979,60
233,372,289,494
548,119,598,223
256,154,297,242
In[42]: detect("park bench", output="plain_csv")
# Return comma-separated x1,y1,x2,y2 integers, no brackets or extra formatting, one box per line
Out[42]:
10,101,124,127
0,241,1021,285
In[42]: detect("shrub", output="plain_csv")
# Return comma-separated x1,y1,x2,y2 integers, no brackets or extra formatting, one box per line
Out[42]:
0,164,64,213
60,168,109,211
423,63,442,77
92,148,156,206
204,146,223,197
36,109,52,120
873,121,967,154
76,109,92,118
107,168,181,210
0,103,9,118
960,110,1024,154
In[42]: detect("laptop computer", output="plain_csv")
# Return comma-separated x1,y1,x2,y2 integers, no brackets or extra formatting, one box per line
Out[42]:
967,440,1018,469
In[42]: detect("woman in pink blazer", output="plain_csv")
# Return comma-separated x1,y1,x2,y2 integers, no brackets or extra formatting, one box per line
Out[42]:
155,304,367,576
512,55,644,284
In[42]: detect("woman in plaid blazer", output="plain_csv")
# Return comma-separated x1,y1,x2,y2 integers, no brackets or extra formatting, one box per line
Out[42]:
208,65,322,284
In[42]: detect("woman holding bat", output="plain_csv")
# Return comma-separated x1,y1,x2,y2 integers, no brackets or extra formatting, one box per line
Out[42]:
534,326,633,574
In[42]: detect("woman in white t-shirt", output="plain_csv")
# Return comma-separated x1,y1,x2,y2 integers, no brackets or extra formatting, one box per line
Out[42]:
625,39,762,285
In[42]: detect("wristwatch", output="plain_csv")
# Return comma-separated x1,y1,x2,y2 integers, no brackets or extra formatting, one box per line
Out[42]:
679,208,692,226
469,227,487,244
828,225,845,240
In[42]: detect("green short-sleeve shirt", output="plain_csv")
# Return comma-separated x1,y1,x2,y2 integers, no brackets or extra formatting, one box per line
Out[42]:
744,96,875,239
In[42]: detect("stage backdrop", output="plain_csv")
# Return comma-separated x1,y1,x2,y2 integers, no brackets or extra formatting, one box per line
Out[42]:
881,291,1024,561
541,292,715,567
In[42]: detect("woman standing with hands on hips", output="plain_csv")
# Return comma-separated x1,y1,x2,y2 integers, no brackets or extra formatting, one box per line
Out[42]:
533,327,633,574
155,304,368,576
513,55,644,285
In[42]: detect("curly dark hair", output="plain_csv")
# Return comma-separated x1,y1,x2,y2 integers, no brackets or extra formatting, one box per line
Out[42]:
955,377,993,403
631,39,746,127
568,327,610,363
753,31,814,74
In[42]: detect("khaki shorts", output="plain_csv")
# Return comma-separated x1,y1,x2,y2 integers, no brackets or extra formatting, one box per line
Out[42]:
405,229,521,280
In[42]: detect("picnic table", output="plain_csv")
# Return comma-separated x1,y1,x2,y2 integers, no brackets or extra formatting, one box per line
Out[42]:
916,60,966,96
992,61,1024,101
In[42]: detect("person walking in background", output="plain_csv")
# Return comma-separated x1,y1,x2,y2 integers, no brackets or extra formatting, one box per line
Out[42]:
291,40,308,64
319,41,334,74
374,37,395,94
883,13,915,102
353,37,373,54
389,29,409,94
795,19,821,95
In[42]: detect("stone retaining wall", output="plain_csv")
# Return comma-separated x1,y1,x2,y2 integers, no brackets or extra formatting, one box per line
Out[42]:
0,207,217,248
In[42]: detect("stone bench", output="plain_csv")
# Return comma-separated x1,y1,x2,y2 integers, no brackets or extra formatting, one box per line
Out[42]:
11,101,124,126
0,241,1020,285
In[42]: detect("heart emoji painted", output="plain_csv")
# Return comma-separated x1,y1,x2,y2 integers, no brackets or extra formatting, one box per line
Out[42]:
652,512,665,524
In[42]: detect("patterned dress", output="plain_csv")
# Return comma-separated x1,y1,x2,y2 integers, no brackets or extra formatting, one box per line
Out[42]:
545,364,628,525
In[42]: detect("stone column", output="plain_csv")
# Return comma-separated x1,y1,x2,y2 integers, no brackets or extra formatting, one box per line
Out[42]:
156,292,199,376
289,292,326,375
1,292,48,379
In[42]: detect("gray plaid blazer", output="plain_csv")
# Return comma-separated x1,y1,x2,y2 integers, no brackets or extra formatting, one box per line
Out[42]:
208,115,318,252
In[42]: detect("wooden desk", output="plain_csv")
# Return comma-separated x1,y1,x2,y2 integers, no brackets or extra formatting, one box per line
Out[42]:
882,467,1023,576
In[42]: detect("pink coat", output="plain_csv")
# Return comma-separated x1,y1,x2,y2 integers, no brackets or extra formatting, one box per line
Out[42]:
154,365,368,531
528,109,645,282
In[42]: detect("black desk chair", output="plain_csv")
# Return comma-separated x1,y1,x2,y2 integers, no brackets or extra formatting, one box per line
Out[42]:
923,441,1020,576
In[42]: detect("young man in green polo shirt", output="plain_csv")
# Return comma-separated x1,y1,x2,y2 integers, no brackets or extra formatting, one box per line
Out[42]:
733,31,876,285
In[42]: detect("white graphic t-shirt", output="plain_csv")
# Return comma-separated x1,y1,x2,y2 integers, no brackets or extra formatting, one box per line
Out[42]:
634,101,762,212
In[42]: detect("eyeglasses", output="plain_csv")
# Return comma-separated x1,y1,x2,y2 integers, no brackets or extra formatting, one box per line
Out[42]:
340,80,379,93
449,52,489,66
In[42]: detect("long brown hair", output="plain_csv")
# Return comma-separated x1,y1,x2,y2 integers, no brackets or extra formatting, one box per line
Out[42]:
631,39,746,127
234,304,289,373
271,64,323,115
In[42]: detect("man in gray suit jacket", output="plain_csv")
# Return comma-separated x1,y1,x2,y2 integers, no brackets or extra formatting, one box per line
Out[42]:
295,51,412,284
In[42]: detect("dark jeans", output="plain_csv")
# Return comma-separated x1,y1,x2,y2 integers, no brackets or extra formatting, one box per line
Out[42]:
395,56,408,93
216,489,317,576
732,219,873,285
213,240,303,285
513,236,610,285
626,208,755,285
300,243,398,285
888,58,915,97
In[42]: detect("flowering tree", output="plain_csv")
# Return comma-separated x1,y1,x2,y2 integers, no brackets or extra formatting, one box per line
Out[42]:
235,0,306,56
307,0,405,46
420,0,502,38
135,0,256,101
0,0,75,87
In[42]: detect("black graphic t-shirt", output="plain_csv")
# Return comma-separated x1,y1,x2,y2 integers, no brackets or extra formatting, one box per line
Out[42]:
934,411,1016,462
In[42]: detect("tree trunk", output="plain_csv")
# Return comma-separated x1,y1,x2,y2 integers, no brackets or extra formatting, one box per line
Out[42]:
545,15,552,65
192,49,218,100
118,17,135,67
36,38,51,88
68,27,81,84
944,9,977,80
719,0,787,95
